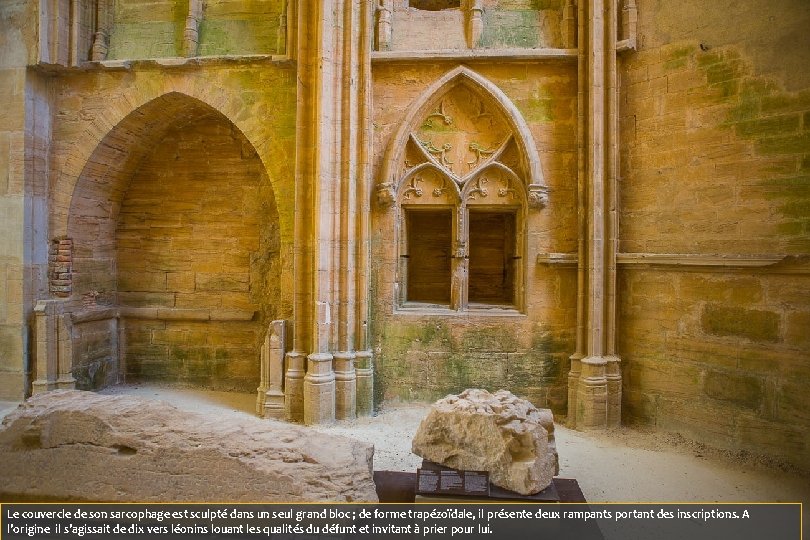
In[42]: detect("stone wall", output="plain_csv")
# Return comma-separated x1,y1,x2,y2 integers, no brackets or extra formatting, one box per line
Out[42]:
0,0,40,400
619,0,810,469
108,0,283,59
370,61,578,415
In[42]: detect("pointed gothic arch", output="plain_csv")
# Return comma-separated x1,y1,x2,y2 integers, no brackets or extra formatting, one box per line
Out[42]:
378,66,545,312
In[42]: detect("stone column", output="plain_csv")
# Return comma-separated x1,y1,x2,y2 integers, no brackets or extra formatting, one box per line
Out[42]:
569,0,622,429
466,0,483,49
257,320,286,420
284,351,306,423
375,1,392,51
90,0,111,61
56,314,76,390
182,0,205,57
304,352,335,424
355,350,374,417
291,0,372,424
32,301,58,394
334,352,356,420
561,0,576,49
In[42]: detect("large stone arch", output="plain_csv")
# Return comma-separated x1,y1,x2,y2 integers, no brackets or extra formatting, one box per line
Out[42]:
51,85,283,239
378,65,548,206
50,90,281,392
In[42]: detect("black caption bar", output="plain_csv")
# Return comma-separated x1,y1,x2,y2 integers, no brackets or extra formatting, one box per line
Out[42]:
1,503,801,540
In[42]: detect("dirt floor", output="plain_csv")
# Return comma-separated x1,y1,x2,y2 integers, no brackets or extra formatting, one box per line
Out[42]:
3,384,809,506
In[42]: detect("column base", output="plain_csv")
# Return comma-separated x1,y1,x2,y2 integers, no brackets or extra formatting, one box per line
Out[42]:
284,351,307,423
303,352,335,425
569,354,622,430
355,350,374,417
333,352,356,421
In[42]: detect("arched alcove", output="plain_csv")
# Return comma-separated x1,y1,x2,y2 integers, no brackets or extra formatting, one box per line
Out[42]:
62,92,280,391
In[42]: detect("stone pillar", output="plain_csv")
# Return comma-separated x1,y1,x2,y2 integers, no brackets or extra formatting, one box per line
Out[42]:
562,0,577,49
621,0,637,45
56,314,76,390
284,350,306,423
334,352,356,420
32,301,58,394
577,357,607,428
257,320,286,420
182,0,205,57
568,0,622,429
90,0,111,61
466,0,483,49
606,355,622,426
303,352,335,425
277,1,288,55
355,350,374,417
375,1,392,51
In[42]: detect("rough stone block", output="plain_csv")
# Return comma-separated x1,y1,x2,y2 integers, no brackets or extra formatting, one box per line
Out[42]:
412,389,558,495
703,369,763,409
701,304,780,342
0,390,377,502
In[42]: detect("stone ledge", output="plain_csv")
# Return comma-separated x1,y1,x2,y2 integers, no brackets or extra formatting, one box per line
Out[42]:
371,48,577,63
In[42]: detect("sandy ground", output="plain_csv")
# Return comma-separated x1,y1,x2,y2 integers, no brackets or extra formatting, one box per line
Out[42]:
4,384,808,506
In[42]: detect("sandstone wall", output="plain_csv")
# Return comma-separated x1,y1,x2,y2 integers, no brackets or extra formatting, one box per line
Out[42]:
619,0,810,469
0,0,40,400
370,61,578,415
108,0,283,60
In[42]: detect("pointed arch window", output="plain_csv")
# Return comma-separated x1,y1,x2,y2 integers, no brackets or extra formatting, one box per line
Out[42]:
377,67,547,313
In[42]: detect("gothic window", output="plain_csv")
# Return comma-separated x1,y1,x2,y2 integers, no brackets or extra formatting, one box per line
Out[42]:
378,67,548,313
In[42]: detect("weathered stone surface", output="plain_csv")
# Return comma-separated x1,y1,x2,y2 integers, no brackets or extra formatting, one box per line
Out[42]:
412,388,558,495
0,390,378,502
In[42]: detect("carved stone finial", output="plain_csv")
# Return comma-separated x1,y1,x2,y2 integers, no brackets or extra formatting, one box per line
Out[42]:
527,184,549,209
376,182,396,208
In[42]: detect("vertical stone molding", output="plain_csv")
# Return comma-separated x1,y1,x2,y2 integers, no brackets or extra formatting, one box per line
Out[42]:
566,352,583,426
182,0,205,57
621,0,638,48
32,302,58,394
303,353,335,425
257,320,287,420
569,0,622,430
90,0,112,61
375,1,392,51
276,1,288,55
333,352,357,420
605,355,622,427
49,238,73,298
56,314,76,390
284,351,306,423
466,0,484,49
562,0,577,49
354,350,374,417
